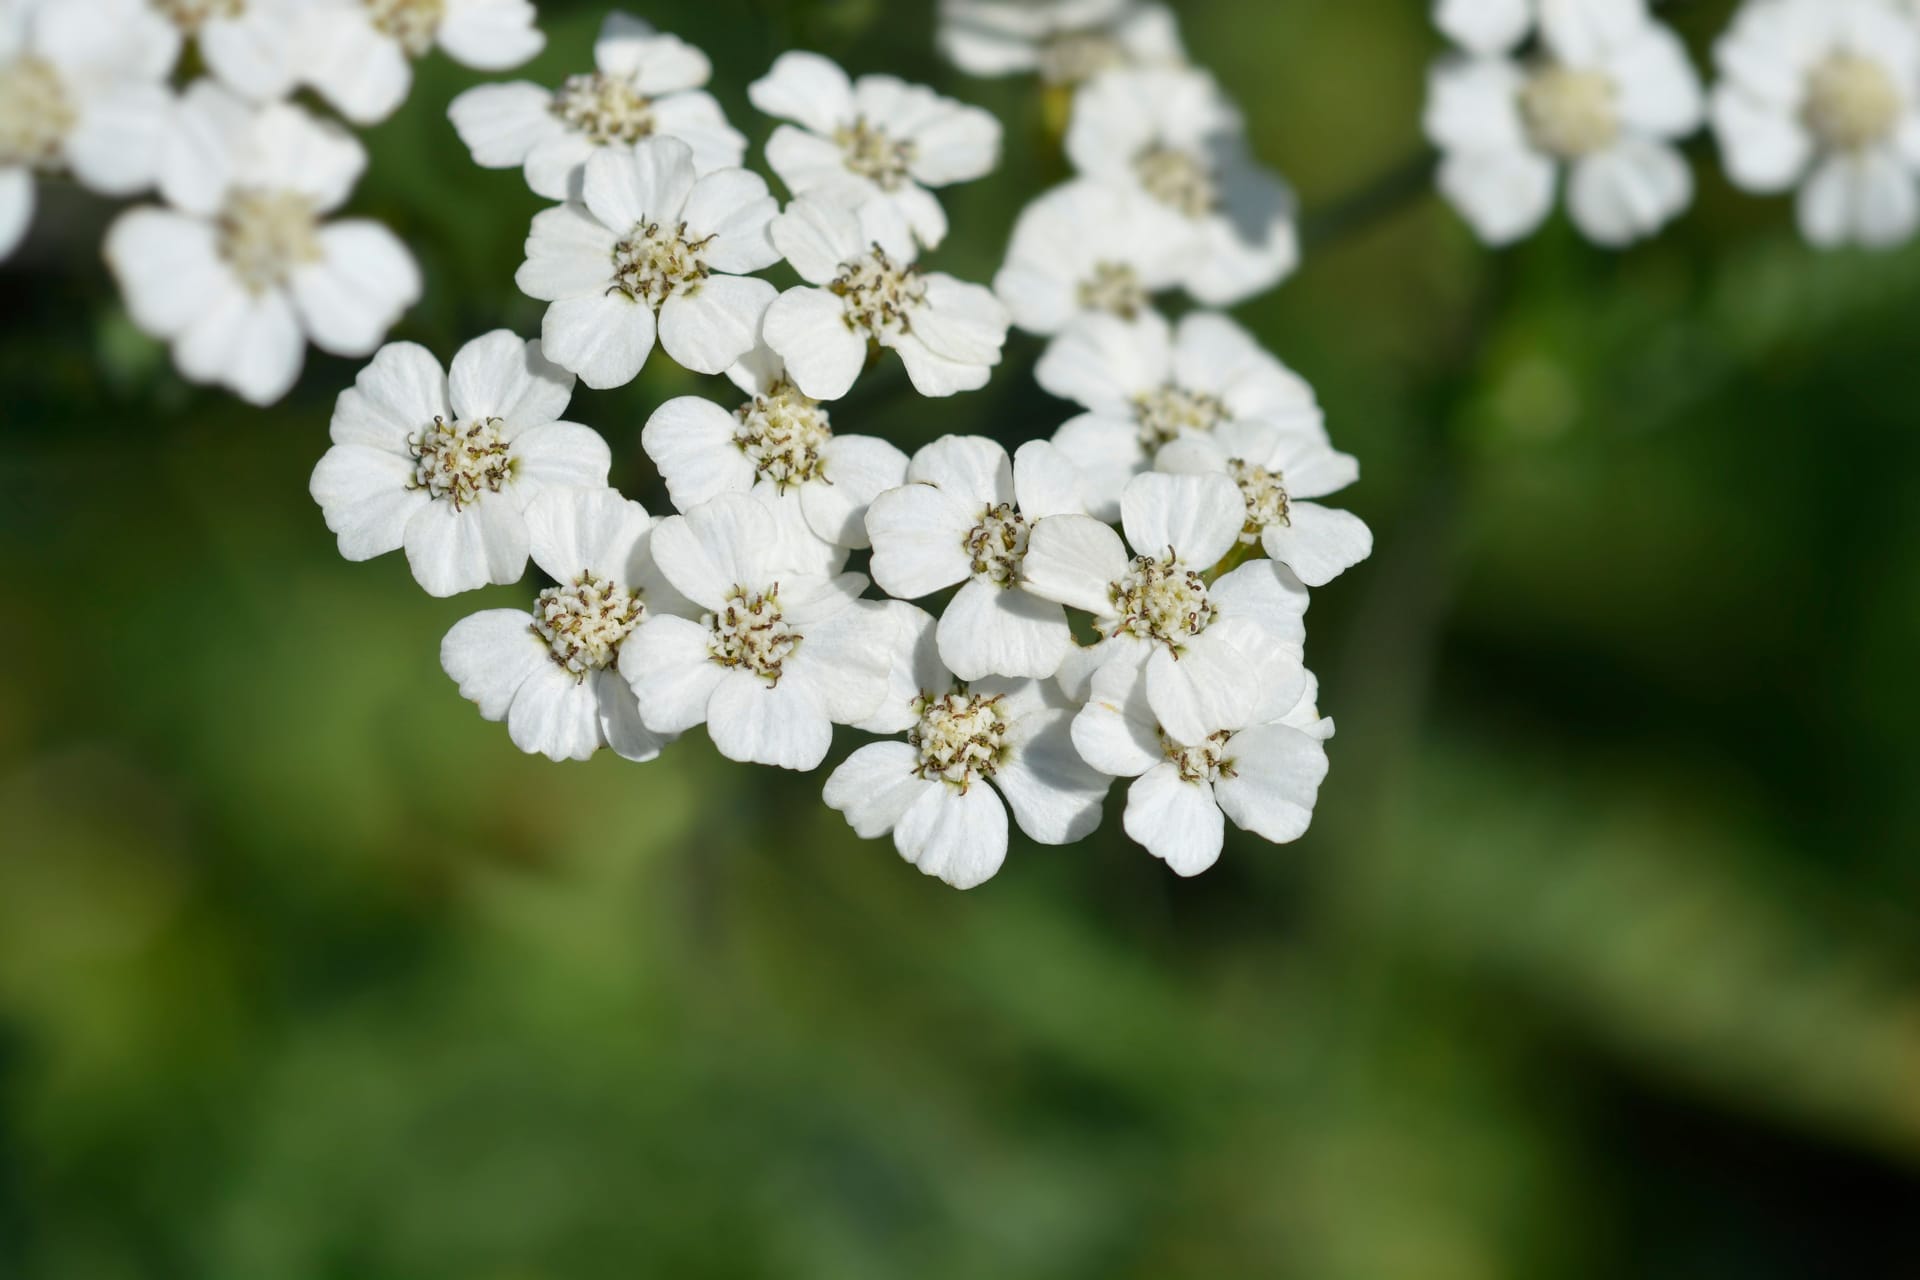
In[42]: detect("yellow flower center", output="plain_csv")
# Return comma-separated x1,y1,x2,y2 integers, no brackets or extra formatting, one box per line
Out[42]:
912,691,1009,791
1520,65,1620,158
532,574,644,679
1803,52,1902,151
217,190,323,294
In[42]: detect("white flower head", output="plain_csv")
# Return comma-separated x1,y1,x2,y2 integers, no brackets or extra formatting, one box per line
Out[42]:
442,486,696,763
1711,0,1920,250
1022,471,1311,746
516,136,780,390
304,0,545,126
1037,309,1324,520
106,83,422,405
763,196,1011,401
824,602,1110,889
939,0,1186,86
994,178,1191,336
1156,421,1372,589
1066,66,1298,307
866,435,1086,682
144,0,305,100
619,493,898,771
450,11,746,202
310,331,612,596
749,50,1002,252
1074,658,1332,877
1425,0,1705,246
641,344,907,571
0,0,175,260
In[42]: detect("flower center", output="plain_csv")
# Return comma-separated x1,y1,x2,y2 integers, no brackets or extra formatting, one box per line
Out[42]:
1108,553,1216,647
1077,260,1147,319
408,415,513,510
707,587,800,684
1228,458,1289,544
532,573,643,679
833,117,914,190
0,57,76,170
611,219,713,308
1133,384,1228,446
964,502,1030,587
364,0,444,56
831,246,928,340
1803,52,1902,151
1162,729,1235,784
1520,65,1619,158
154,0,245,30
911,691,1009,791
1134,145,1217,218
1039,32,1126,86
552,71,656,146
217,189,323,293
734,378,832,490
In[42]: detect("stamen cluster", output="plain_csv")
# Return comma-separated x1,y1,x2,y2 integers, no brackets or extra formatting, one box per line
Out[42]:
0,58,76,170
707,587,799,683
1802,52,1900,152
834,118,915,190
365,0,446,58
965,503,1031,587
733,381,833,489
1108,553,1216,646
1164,729,1235,784
1520,65,1620,158
1229,459,1290,543
552,72,656,145
1133,145,1217,218
1133,384,1228,445
911,691,1009,791
611,220,715,307
832,246,928,339
217,190,324,293
533,574,644,678
407,415,512,509
1076,261,1147,319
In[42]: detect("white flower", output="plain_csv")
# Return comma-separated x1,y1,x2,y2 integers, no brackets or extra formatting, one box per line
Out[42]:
1156,421,1372,589
145,0,305,100
0,0,174,261
823,602,1109,889
748,50,1002,252
1021,471,1311,746
449,11,745,202
309,331,612,596
304,0,544,126
762,196,1011,400
516,136,780,389
1065,66,1298,307
1037,309,1323,520
1425,1,1705,246
939,0,1185,86
1073,658,1332,877
866,435,1085,682
619,493,897,771
1710,0,1920,250
994,179,1190,335
442,486,694,763
640,344,907,571
106,83,421,405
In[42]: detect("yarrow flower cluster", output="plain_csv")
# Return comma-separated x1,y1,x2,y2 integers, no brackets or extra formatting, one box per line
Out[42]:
1425,0,1920,252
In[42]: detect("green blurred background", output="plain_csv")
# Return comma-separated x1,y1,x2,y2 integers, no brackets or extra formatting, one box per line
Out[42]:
5,1,1920,1275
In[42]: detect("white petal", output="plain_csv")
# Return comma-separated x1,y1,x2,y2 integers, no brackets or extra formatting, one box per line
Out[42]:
441,607,547,720
509,422,614,500
824,741,939,838
448,330,574,429
0,167,32,260
329,341,449,450
1021,514,1129,614
402,489,530,596
853,600,947,734
1799,150,1919,250
582,138,697,230
908,273,1011,366
1120,471,1244,568
290,221,422,358
245,103,367,211
802,433,909,547
768,196,865,284
642,395,756,510
523,131,598,202
522,485,649,582
650,90,749,174
905,102,1002,185
1011,439,1086,521
658,275,776,374
64,81,169,196
175,282,306,406
309,444,426,561
1566,139,1692,247
765,123,865,204
787,597,896,723
1034,309,1170,411
762,286,866,400
104,208,226,339
864,483,977,598
1072,661,1163,778
1214,723,1329,845
595,668,668,763
1437,145,1558,246
507,665,603,762
1434,0,1531,55
1610,25,1704,138
436,0,544,70
1124,765,1224,876
1709,87,1812,194
937,579,1072,682
1210,560,1310,653
1423,55,1529,152
906,434,1014,506
894,785,1009,889
516,203,620,300
706,671,833,769
994,709,1108,844
1262,502,1373,587
889,333,992,397
748,50,856,135
449,81,561,168
680,167,780,272
649,491,776,610
540,291,657,390
595,14,708,90
1051,413,1148,522
1146,633,1258,744
621,613,725,733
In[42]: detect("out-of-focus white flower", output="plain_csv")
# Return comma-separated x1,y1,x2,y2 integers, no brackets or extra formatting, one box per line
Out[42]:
106,83,421,405
1037,310,1323,519
1711,0,1920,250
442,486,694,763
641,344,907,568
145,0,305,100
620,493,897,771
1425,0,1704,246
0,0,175,260
748,50,1002,251
994,179,1189,336
304,0,544,126
939,0,1185,86
1074,659,1332,877
866,435,1086,682
516,136,779,389
1021,471,1310,746
309,331,612,596
824,602,1110,889
450,11,745,201
1156,421,1372,589
762,196,1010,400
1066,66,1298,306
